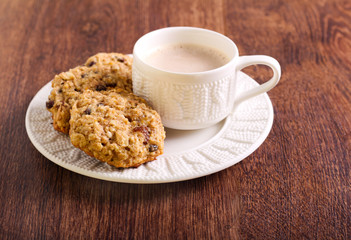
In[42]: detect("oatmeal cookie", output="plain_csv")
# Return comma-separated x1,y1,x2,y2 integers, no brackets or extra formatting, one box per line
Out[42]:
69,89,165,168
46,53,133,134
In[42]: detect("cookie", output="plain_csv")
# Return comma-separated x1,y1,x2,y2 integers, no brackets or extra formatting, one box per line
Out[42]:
69,89,165,168
46,53,133,134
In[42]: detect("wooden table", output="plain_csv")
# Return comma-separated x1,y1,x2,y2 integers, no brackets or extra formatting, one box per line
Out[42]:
0,0,350,239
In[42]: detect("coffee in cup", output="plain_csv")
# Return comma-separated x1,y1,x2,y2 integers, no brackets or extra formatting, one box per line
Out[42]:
132,27,281,130
144,43,230,73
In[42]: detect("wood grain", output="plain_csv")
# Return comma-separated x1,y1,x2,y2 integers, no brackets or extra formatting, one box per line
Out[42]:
0,0,350,239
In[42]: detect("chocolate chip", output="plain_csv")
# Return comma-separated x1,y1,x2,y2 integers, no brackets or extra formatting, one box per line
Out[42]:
46,100,54,109
83,108,91,115
96,84,107,91
58,88,62,93
87,61,96,67
81,74,86,78
133,126,150,145
117,57,125,63
149,144,158,152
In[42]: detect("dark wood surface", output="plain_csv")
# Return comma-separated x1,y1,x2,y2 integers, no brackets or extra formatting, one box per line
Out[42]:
0,0,350,239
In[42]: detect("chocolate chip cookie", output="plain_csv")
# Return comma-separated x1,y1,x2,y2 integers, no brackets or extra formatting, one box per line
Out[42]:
69,89,165,168
46,53,133,134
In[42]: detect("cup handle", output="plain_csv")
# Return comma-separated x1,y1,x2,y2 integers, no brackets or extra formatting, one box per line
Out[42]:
234,55,281,105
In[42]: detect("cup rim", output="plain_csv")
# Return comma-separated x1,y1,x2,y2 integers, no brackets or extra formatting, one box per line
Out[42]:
133,26,239,77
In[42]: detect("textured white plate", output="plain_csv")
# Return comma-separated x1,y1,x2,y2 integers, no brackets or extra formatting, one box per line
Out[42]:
25,71,274,184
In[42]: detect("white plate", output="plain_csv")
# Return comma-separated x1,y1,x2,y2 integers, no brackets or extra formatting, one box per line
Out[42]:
25,71,274,184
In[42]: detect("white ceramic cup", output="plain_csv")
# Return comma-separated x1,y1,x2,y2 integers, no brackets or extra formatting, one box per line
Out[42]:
132,27,281,130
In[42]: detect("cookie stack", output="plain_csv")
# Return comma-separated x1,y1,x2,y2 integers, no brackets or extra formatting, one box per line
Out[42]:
46,53,165,168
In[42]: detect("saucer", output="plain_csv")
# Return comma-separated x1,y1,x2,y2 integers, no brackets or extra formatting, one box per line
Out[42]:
25,71,274,183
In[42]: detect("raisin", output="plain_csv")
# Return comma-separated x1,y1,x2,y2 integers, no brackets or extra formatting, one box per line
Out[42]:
106,83,117,88
46,100,54,109
117,57,125,63
133,126,150,145
96,84,107,91
126,116,132,122
81,74,86,78
149,144,158,152
87,61,96,67
83,108,91,115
